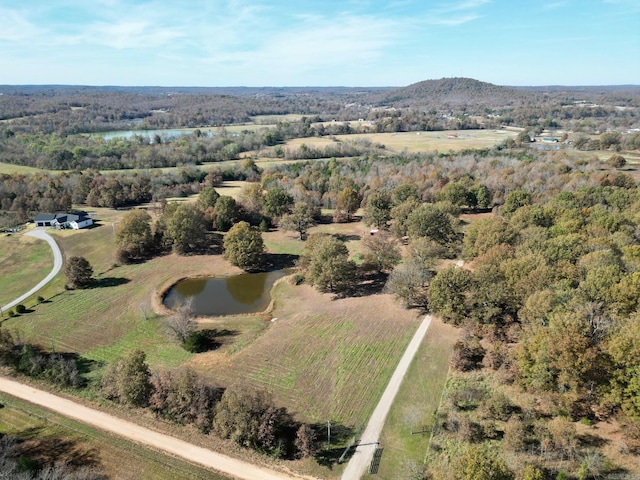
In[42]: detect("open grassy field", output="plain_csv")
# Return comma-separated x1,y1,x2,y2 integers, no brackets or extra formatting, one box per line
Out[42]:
280,129,517,155
0,208,239,370
364,318,458,479
0,232,52,308
191,281,422,427
0,162,46,175
262,217,367,258
0,392,226,479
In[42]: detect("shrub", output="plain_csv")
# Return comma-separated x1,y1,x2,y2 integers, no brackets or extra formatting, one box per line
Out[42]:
182,331,210,353
36,296,44,304
458,416,484,442
503,418,529,453
15,304,26,314
482,391,514,422
451,338,485,371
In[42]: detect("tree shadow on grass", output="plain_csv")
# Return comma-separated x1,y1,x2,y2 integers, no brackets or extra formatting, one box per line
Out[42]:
309,423,357,469
91,277,131,288
184,328,239,353
344,271,388,298
75,356,104,376
261,253,299,270
335,234,362,242
13,430,103,472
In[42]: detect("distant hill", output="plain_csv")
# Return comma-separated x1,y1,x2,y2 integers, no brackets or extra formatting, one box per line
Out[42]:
374,77,532,107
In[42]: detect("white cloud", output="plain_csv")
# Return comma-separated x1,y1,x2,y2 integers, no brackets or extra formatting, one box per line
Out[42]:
88,20,185,49
200,13,400,83
542,1,567,9
0,8,43,42
424,0,490,26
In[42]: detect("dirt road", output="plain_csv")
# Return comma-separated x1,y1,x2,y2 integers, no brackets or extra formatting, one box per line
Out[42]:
340,314,433,480
0,377,311,480
2,229,63,312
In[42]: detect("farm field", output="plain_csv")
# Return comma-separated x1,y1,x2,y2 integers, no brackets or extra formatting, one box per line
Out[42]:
283,129,517,154
0,392,226,479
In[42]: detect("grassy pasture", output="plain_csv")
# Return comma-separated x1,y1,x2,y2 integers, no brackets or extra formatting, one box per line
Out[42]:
212,180,247,200
251,114,306,124
333,130,516,153
1,209,239,369
0,393,225,479
0,162,46,175
192,281,422,428
0,232,52,308
271,129,516,157
366,318,458,479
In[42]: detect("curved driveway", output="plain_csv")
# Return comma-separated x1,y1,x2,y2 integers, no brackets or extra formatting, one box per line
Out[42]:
2,229,63,312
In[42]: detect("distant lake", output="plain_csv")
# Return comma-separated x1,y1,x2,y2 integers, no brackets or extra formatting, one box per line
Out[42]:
91,128,215,142
163,270,290,316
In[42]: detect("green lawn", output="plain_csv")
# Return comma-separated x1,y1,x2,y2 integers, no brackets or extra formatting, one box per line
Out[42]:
0,232,52,308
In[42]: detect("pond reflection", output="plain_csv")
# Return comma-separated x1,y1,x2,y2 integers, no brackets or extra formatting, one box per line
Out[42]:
164,270,289,316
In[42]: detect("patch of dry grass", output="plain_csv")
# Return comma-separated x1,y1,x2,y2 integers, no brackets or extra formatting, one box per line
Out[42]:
276,129,517,155
0,162,45,175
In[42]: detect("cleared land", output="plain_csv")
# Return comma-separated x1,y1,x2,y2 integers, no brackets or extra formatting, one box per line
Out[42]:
283,130,517,154
364,318,458,479
0,162,45,175
190,281,422,428
0,232,52,308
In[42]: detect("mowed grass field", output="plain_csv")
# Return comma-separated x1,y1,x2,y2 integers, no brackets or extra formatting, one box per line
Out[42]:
0,232,53,308
0,393,226,480
282,129,517,154
0,208,241,369
190,281,422,428
365,318,458,480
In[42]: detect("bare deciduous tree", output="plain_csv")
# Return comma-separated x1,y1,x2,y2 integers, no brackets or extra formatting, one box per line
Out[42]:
166,298,196,344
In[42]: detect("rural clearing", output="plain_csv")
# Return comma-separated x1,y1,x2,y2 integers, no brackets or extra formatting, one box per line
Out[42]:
1,229,62,312
341,315,433,480
0,377,315,480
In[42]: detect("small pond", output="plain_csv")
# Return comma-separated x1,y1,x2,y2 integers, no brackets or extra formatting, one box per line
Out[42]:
163,270,290,316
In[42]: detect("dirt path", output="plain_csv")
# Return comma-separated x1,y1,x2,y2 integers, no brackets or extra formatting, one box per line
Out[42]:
1,229,62,312
340,314,433,480
0,377,312,480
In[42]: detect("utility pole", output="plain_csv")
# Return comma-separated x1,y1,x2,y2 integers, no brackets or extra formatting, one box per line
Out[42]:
327,419,331,445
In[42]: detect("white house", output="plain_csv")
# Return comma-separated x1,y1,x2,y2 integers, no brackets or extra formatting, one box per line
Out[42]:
34,212,93,229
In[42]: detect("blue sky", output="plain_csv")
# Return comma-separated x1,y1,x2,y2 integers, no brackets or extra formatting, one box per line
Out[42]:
1,0,638,86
